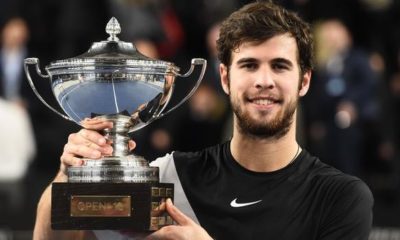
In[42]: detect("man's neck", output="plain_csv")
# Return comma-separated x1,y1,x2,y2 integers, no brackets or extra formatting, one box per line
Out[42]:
230,122,300,172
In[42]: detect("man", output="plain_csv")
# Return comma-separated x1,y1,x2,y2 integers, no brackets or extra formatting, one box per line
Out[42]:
304,19,378,176
33,2,373,240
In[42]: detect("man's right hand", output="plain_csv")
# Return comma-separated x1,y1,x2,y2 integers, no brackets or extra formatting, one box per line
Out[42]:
58,118,136,181
60,128,112,175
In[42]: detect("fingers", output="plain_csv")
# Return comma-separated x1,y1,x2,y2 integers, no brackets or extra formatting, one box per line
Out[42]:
67,129,113,156
146,226,178,240
63,143,102,159
60,152,84,167
60,143,99,175
59,120,114,180
74,129,107,146
60,129,113,174
147,200,213,240
128,140,136,151
165,198,191,226
80,117,113,130
59,152,84,178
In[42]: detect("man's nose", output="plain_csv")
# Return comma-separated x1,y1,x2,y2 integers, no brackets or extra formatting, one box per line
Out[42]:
254,68,275,89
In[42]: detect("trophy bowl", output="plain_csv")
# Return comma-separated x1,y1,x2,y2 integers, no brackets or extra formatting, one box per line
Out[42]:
24,17,206,230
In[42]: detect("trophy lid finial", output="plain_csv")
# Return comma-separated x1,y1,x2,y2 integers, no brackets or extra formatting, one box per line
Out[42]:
106,17,121,41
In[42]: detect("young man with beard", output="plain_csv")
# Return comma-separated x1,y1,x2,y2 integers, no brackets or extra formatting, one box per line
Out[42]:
33,2,373,240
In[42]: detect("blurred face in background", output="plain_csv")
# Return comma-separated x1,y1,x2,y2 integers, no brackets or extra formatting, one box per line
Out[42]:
206,23,221,58
1,18,29,50
314,20,352,67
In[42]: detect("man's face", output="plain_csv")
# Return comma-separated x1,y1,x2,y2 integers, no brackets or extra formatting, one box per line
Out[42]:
220,34,311,139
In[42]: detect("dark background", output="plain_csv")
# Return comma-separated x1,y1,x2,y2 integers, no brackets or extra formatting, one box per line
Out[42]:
1,0,400,238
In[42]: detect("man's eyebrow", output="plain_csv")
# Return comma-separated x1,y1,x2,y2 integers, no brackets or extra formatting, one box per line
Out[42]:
271,58,294,67
235,58,259,65
236,57,294,67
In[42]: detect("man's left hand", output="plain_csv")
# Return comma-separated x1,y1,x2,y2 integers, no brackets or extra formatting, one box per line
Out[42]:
147,199,213,240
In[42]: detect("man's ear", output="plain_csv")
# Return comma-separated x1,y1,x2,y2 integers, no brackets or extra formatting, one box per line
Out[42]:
220,64,230,95
299,70,311,97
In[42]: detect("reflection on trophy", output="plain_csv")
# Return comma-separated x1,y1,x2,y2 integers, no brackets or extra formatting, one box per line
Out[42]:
24,17,206,230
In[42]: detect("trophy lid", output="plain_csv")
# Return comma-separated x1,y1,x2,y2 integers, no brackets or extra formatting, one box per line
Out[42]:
46,17,179,75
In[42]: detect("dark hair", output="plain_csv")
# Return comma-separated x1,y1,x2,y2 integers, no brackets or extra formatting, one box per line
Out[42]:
216,2,314,74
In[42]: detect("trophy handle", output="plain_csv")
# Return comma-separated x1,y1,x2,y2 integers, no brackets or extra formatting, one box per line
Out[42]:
24,58,73,121
157,58,207,118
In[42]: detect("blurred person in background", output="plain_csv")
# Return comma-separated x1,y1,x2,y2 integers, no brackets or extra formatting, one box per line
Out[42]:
174,21,231,151
303,19,379,176
376,55,400,197
175,83,231,151
0,17,30,105
108,0,185,61
0,17,36,226
170,0,240,60
0,99,36,221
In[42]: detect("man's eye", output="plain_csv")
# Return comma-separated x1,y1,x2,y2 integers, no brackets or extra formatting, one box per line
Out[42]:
241,63,258,70
272,63,289,71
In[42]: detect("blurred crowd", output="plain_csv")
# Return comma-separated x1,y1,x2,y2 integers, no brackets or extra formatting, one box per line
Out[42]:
0,0,400,230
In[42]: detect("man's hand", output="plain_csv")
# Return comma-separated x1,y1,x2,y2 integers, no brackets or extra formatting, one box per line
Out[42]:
58,118,136,181
59,129,110,176
147,199,213,240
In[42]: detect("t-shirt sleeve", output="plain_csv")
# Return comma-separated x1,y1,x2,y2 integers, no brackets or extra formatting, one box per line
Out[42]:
318,180,374,240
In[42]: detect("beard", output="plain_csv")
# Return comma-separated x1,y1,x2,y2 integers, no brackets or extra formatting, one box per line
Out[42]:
231,93,298,140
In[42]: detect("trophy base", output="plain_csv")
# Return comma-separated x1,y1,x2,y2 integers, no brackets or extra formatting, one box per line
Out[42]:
51,182,174,231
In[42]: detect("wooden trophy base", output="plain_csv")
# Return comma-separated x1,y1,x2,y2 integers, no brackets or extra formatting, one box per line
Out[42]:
51,182,174,231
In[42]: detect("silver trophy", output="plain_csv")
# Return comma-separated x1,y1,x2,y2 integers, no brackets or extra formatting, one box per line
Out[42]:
24,17,206,230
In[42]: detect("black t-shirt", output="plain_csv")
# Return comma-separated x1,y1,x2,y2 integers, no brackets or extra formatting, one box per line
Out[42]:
172,141,373,240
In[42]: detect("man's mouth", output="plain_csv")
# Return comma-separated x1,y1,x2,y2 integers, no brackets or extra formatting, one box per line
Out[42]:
248,96,282,106
252,99,275,105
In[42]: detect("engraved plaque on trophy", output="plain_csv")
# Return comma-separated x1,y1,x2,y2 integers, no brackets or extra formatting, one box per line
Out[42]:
24,17,206,230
